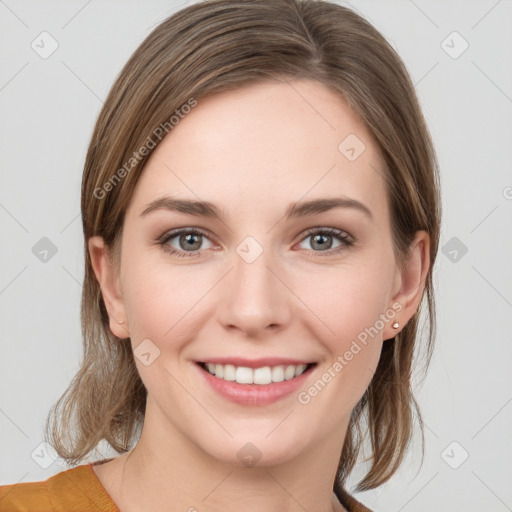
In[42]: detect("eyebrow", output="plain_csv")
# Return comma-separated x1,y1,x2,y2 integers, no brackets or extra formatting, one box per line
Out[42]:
140,196,373,221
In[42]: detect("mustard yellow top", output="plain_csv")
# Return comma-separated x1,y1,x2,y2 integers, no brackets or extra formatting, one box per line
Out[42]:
0,460,372,512
0,463,118,512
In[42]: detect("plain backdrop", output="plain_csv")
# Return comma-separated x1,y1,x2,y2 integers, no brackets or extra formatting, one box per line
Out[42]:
1,1,511,511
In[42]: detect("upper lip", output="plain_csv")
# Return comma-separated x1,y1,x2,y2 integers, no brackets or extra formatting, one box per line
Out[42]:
197,357,316,368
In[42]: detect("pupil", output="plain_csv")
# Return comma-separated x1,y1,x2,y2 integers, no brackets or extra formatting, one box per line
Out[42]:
182,233,200,250
313,234,331,251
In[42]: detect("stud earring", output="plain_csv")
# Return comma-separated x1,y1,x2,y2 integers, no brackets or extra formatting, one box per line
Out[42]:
392,320,400,329
117,319,125,324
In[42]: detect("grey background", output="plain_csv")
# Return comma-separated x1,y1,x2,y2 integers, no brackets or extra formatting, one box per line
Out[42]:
1,1,511,511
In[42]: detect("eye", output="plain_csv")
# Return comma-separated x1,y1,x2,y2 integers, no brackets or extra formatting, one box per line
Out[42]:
158,228,215,258
297,227,353,255
157,226,354,259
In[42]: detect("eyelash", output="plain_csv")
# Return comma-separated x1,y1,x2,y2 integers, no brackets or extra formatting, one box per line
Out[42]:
157,227,354,259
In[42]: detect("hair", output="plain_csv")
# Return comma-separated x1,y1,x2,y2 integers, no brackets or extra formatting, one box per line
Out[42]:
44,0,441,495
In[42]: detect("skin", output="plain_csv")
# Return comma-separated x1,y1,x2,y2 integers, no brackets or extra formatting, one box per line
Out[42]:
89,79,430,512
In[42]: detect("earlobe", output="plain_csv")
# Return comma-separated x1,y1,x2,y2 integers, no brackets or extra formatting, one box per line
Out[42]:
88,236,129,339
383,231,430,340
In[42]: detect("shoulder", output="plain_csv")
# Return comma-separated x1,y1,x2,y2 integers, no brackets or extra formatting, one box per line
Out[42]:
0,479,50,512
0,464,118,512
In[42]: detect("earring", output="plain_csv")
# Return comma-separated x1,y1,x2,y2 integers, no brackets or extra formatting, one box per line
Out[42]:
117,319,125,324
392,320,400,329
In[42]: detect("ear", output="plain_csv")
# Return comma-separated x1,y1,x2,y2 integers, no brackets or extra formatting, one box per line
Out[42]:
88,236,129,339
382,230,430,341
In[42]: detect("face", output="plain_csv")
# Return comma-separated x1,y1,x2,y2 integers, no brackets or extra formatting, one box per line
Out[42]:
92,79,426,467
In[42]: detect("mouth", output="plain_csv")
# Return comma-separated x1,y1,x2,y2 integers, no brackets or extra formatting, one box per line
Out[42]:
196,361,317,385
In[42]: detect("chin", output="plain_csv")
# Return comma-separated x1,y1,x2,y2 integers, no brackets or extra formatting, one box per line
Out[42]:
192,428,309,469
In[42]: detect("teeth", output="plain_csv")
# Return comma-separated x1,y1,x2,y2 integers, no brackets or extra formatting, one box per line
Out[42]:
271,366,285,382
254,367,272,385
284,365,296,380
235,366,254,384
202,363,309,384
223,364,236,381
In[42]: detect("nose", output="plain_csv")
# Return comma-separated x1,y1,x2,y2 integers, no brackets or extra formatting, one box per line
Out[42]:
217,246,292,338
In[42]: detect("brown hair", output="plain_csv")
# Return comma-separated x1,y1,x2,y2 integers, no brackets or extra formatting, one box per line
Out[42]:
45,0,441,494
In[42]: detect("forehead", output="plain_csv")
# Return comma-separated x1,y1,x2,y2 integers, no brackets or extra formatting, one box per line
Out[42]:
127,79,388,223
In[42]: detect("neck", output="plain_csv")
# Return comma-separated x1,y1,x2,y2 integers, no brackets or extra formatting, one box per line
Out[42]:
103,398,350,512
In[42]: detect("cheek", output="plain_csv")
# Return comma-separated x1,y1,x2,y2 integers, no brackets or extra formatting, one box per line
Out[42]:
295,262,394,393
294,269,391,413
296,262,394,344
120,258,214,395
122,257,207,343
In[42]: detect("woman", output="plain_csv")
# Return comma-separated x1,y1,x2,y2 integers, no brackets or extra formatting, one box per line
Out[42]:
0,0,440,510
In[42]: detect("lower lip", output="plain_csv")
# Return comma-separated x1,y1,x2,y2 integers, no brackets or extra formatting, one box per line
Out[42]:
195,363,316,406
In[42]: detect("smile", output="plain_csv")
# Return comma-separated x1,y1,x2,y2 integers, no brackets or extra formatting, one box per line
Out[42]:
198,362,315,385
